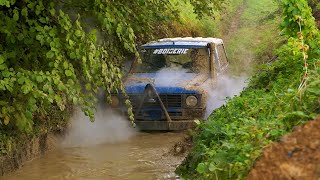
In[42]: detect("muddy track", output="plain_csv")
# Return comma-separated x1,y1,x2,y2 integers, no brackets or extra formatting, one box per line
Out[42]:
2,132,191,179
223,0,247,44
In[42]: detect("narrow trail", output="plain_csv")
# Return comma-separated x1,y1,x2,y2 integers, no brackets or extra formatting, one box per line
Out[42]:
223,1,247,44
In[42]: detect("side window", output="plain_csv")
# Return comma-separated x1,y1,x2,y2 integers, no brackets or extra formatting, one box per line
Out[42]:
217,44,228,68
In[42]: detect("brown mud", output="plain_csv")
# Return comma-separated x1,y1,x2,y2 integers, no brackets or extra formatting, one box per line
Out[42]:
248,117,320,180
2,132,191,179
314,11,320,28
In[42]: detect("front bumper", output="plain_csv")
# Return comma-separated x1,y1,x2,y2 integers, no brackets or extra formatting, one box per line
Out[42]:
135,120,195,131
134,108,205,121
134,107,204,131
113,83,205,130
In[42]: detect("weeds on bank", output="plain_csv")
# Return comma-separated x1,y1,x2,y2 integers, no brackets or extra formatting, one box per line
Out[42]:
169,0,221,37
225,0,283,74
177,0,320,179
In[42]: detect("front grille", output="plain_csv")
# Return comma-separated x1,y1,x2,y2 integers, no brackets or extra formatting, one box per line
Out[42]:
128,94,182,109
162,94,182,108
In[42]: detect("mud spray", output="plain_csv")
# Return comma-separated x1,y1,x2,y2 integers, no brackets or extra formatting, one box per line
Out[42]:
62,68,246,147
153,67,195,86
149,67,248,119
61,106,136,147
203,74,247,118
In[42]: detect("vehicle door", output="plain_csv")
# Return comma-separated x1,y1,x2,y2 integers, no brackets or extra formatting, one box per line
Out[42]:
215,44,229,73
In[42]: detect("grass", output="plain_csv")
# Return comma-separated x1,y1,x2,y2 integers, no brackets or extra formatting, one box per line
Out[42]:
176,0,320,179
223,0,283,74
169,0,221,37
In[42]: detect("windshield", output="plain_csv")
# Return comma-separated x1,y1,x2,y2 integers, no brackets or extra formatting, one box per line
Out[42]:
131,47,210,73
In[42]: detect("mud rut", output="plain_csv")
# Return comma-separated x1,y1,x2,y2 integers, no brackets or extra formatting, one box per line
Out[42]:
222,0,246,44
2,133,191,179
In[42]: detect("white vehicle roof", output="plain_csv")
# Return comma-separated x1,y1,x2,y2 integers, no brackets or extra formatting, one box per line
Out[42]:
142,37,224,49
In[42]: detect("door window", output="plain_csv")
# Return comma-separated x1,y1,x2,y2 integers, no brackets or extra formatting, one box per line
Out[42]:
217,44,228,68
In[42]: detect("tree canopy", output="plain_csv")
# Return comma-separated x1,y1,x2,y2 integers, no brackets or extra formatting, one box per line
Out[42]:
0,0,223,132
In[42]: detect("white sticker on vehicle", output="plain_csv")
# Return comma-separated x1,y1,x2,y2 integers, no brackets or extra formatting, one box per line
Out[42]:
153,49,188,55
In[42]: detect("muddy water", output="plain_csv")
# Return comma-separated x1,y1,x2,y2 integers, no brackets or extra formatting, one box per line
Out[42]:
2,132,187,180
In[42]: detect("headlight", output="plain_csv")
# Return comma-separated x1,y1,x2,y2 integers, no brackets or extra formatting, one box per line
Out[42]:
110,95,120,108
186,95,198,107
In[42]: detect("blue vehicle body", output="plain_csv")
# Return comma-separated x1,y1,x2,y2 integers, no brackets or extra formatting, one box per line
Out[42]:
125,73,198,94
113,37,228,130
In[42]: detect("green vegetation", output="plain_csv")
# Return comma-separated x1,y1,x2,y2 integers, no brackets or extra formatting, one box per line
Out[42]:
1,0,319,178
170,0,220,37
177,0,320,179
0,0,223,156
224,0,283,74
309,0,320,12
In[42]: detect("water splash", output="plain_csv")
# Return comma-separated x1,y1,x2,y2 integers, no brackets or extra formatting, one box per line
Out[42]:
203,74,247,118
61,107,136,147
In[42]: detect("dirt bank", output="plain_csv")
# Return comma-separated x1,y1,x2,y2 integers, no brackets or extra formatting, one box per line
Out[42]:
0,133,59,176
248,117,320,179
314,11,320,27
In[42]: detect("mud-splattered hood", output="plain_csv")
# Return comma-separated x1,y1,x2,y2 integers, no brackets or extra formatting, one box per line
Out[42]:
124,71,210,94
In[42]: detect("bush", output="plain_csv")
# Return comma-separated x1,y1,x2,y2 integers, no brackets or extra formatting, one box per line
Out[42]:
177,0,320,179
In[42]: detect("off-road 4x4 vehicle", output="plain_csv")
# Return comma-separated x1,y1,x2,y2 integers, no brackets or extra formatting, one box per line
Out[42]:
111,37,228,130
